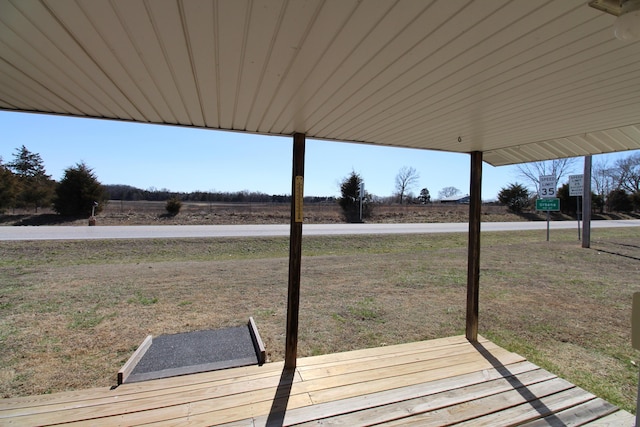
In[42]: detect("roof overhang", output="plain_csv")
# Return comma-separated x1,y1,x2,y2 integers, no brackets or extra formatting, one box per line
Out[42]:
1,0,639,166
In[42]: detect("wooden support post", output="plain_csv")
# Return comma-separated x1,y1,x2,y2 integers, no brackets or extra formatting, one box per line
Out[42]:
466,151,482,342
582,155,592,249
285,133,305,369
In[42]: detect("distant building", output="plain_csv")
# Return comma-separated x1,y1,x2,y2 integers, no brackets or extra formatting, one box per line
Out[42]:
439,195,470,204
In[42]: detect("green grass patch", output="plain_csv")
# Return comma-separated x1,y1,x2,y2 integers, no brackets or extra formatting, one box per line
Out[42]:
347,297,384,322
127,291,158,306
68,307,114,329
255,308,276,318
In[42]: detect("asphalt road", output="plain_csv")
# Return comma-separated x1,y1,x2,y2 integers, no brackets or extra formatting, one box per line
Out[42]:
1,220,640,241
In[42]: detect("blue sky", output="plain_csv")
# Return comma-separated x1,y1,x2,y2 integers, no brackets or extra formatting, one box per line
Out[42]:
0,111,631,201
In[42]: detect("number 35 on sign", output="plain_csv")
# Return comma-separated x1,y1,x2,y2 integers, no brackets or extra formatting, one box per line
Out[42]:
538,175,556,199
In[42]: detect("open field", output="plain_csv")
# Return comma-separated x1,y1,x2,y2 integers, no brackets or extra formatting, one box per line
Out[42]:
3,201,543,226
3,200,638,227
1,227,640,413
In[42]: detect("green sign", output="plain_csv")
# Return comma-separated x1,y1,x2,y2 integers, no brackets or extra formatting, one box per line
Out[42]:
536,198,560,211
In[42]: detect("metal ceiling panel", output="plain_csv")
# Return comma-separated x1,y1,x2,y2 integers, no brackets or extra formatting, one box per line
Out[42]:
0,0,639,166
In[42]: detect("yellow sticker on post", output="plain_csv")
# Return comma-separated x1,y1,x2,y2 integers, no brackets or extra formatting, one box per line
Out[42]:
295,176,304,223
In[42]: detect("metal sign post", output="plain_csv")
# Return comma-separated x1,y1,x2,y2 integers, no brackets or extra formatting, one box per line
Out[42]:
569,175,584,241
359,182,365,222
535,198,560,241
576,196,581,240
546,210,550,242
538,175,557,242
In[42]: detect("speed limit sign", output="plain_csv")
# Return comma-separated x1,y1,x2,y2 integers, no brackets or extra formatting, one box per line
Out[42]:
539,175,556,199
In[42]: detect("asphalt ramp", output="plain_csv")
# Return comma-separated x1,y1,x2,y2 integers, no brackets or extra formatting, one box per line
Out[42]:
118,318,266,384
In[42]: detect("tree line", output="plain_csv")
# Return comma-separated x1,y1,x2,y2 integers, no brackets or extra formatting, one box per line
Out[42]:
0,145,335,218
0,146,107,217
104,184,333,205
336,169,462,223
1,145,443,219
0,146,57,213
17,144,636,222
498,154,640,214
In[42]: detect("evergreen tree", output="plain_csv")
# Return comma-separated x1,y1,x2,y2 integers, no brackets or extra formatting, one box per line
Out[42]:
7,145,55,212
8,145,47,177
338,171,371,222
53,162,108,217
0,160,18,212
498,183,529,213
418,188,431,204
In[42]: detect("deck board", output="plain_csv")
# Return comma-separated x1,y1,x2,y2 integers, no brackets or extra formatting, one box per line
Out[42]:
583,411,636,426
0,335,632,426
520,399,620,427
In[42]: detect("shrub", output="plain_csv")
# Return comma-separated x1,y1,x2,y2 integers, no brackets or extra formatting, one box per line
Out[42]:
592,193,605,213
497,183,529,213
558,183,601,216
607,189,632,212
165,197,182,216
557,183,575,215
631,191,640,211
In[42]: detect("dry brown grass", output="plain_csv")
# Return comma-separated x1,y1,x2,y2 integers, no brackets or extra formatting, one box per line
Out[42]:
2,201,526,226
1,227,640,412
3,200,637,227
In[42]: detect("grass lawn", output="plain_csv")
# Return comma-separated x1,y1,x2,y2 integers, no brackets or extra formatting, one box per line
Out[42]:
1,227,639,412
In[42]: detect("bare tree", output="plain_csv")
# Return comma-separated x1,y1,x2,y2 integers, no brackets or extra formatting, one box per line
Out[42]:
592,157,616,198
438,186,461,199
611,153,640,193
516,158,578,194
395,166,419,204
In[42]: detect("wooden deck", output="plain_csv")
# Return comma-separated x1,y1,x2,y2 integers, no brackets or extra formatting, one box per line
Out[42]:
0,335,633,426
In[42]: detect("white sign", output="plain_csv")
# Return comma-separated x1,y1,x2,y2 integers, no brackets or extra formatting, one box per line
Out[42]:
539,175,557,199
569,174,584,197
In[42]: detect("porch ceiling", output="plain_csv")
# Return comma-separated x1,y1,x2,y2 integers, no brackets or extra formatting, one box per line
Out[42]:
1,0,639,166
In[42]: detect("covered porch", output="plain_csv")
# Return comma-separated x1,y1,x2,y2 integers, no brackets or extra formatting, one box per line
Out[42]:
0,335,633,426
1,1,640,425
